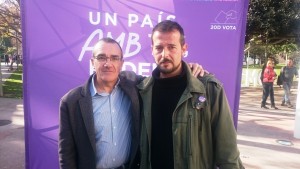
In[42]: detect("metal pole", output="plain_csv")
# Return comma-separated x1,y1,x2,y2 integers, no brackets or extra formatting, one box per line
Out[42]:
245,43,250,87
294,67,300,138
16,33,18,55
0,62,3,96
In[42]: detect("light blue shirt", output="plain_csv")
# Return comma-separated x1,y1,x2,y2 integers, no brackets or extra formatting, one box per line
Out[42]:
90,76,132,169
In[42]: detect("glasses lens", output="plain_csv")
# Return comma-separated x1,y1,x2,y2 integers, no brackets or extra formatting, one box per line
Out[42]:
95,56,121,62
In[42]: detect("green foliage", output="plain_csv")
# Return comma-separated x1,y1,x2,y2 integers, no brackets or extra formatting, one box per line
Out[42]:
7,47,16,54
268,43,298,59
0,36,12,55
242,63,285,70
280,43,298,53
0,36,12,47
246,0,299,42
2,66,23,98
0,47,4,55
0,0,21,55
245,0,300,63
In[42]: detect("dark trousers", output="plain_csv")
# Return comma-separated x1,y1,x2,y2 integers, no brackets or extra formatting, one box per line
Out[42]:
262,82,275,106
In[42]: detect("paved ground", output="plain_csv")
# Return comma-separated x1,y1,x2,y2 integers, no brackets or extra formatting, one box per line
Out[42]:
1,62,300,169
0,97,24,169
238,86,300,169
0,62,25,169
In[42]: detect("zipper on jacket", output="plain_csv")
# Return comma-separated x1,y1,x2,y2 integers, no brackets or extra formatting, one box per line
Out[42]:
199,109,203,132
186,114,192,169
188,114,192,156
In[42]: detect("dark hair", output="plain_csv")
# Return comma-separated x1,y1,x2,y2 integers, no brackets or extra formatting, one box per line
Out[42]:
93,37,123,58
151,20,185,46
287,57,294,62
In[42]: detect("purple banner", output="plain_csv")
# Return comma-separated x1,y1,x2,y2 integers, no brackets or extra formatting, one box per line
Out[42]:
21,0,249,168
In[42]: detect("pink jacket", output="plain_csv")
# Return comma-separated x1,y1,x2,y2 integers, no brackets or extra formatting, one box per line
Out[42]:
263,66,277,83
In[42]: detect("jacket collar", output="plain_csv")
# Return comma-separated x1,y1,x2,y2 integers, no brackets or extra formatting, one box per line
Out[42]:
80,73,94,97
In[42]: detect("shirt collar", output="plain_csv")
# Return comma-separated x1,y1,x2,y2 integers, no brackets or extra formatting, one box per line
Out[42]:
90,74,120,96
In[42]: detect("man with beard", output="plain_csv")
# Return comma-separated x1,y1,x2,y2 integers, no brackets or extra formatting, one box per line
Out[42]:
138,20,244,169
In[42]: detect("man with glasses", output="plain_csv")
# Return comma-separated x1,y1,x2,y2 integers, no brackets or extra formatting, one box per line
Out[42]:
58,37,204,169
59,38,143,169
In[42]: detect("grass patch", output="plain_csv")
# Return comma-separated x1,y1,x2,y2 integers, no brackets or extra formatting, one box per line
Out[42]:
2,66,23,98
242,64,285,70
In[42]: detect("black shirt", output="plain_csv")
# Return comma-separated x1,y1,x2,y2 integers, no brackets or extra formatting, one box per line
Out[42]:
151,66,187,169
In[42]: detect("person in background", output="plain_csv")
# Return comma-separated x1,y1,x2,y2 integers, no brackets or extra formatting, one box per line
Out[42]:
8,54,14,71
280,58,299,108
261,59,278,109
58,37,206,169
138,20,244,169
4,54,9,65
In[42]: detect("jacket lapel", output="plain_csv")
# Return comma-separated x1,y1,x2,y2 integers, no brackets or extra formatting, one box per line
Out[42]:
79,75,96,153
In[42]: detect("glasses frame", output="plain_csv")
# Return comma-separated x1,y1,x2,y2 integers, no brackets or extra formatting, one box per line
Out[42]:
94,56,122,63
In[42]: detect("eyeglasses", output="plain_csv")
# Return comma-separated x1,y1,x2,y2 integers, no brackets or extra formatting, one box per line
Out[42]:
94,56,122,63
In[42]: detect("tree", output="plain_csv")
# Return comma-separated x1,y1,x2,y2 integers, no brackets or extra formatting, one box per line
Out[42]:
0,0,21,54
246,0,300,44
245,0,300,64
274,43,298,60
0,0,20,96
0,36,13,55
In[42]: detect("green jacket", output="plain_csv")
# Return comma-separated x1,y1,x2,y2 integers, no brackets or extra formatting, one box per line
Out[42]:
137,62,244,169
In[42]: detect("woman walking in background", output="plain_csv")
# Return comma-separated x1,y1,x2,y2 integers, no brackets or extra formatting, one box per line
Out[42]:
261,59,278,109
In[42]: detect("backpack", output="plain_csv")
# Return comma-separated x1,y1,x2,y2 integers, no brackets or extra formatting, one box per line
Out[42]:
260,64,266,83
277,66,286,86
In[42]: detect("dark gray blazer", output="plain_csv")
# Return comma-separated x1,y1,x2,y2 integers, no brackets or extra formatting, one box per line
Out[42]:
58,71,143,169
